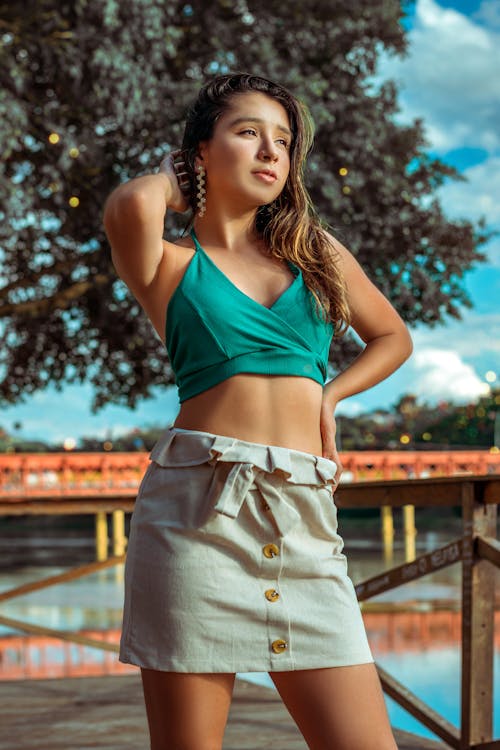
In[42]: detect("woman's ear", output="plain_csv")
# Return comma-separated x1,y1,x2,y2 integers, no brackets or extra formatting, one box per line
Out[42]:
195,141,208,169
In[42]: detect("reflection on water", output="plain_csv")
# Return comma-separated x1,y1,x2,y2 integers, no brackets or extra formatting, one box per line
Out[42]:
1,528,499,741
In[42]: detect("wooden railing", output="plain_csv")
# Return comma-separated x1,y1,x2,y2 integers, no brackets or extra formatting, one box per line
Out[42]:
340,476,500,750
0,473,499,748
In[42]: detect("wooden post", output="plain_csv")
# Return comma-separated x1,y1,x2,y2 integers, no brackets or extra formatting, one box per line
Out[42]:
95,512,108,562
381,506,394,565
460,482,496,748
112,510,126,556
403,505,417,562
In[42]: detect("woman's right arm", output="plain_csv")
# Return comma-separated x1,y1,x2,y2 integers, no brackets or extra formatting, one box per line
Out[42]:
103,154,188,296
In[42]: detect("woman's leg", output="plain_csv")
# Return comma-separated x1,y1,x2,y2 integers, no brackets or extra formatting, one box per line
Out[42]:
140,668,236,750
270,663,397,750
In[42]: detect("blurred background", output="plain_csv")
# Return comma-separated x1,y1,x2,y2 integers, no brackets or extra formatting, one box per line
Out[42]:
0,2,499,745
0,0,497,452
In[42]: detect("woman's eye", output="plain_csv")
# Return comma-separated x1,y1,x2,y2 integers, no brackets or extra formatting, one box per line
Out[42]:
277,139,290,148
240,129,257,136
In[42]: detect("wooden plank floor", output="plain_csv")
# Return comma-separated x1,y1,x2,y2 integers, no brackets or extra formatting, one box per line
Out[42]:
0,673,446,750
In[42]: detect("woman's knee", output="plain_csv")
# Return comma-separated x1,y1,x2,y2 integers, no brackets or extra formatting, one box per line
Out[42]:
141,669,234,750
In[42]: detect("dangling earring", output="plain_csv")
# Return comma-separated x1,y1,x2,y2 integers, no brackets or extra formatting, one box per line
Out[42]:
196,164,206,217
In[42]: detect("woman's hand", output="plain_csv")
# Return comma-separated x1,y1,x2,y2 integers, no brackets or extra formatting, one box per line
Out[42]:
159,149,190,213
319,397,343,490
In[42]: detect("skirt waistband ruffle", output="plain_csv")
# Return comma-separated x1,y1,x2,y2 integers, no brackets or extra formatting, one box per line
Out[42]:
149,427,337,536
150,427,336,485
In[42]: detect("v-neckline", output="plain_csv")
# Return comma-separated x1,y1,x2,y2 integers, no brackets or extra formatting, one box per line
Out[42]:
190,228,301,312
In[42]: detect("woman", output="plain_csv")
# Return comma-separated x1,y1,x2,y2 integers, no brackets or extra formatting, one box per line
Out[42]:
104,73,411,750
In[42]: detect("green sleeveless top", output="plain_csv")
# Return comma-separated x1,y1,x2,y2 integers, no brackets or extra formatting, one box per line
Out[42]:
165,229,334,402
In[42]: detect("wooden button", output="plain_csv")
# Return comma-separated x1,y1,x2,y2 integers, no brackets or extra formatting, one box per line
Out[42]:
263,543,279,559
265,589,280,602
271,639,288,654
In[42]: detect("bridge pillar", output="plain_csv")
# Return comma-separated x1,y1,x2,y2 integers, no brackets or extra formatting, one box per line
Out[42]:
381,506,394,564
112,510,127,556
403,505,417,562
95,512,108,561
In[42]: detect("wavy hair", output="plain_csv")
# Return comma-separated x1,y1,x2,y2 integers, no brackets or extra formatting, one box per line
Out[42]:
180,73,350,335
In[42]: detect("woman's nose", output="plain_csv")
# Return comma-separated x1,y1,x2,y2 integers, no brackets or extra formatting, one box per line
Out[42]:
258,140,279,161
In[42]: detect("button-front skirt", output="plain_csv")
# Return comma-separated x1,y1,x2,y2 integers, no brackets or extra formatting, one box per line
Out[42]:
119,427,373,673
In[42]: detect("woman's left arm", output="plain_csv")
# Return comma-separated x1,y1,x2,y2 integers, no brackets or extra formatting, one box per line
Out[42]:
320,234,413,467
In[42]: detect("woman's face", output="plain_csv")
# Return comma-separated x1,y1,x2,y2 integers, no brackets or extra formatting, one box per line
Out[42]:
197,91,292,211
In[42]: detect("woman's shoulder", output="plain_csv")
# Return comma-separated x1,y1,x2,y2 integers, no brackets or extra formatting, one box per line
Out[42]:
316,227,355,268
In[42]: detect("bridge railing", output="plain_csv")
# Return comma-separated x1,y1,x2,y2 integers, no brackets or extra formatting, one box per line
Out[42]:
1,450,499,495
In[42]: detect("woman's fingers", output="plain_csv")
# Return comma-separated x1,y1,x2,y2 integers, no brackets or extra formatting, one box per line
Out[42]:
157,151,190,212
319,403,343,491
175,172,191,195
169,151,191,194
159,150,191,202
331,450,343,489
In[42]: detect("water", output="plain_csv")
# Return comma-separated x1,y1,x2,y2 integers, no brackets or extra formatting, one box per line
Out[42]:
1,524,499,743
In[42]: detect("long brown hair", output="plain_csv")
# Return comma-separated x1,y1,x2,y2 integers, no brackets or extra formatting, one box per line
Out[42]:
181,73,351,335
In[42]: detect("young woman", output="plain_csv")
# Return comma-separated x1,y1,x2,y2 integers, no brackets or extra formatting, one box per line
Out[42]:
104,73,411,750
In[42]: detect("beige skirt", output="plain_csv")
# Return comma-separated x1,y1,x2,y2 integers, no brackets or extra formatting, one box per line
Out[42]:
119,426,373,673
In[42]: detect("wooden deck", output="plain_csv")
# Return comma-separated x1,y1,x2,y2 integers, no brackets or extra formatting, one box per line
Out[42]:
0,673,445,749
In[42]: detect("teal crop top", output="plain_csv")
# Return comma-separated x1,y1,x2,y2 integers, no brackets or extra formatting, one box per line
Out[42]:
165,229,334,403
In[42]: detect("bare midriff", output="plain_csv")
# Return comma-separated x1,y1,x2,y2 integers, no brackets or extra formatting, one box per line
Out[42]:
172,373,325,456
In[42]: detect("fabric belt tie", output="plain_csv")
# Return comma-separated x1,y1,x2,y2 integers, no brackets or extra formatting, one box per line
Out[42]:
212,461,301,536
149,428,337,537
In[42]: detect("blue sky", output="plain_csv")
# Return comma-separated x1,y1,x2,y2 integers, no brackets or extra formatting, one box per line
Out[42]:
3,0,499,445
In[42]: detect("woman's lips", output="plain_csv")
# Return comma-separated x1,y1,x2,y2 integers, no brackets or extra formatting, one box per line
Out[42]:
252,171,278,183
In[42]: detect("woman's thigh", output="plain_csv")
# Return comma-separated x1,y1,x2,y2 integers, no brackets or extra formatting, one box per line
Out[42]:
270,663,397,750
140,668,236,750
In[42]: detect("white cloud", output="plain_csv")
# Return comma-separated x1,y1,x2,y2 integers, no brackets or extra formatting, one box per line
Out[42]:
438,157,500,227
411,312,500,358
335,400,364,417
409,347,491,403
378,0,500,154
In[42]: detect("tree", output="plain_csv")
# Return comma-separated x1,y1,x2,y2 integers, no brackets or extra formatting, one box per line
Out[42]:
422,389,500,448
0,0,488,411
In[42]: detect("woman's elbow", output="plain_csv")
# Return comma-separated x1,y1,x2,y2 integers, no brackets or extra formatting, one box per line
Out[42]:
398,325,414,362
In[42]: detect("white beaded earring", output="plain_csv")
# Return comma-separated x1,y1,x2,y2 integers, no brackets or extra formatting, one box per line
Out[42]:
196,164,206,217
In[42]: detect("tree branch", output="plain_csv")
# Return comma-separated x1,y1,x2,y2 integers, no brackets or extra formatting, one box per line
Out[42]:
0,275,110,318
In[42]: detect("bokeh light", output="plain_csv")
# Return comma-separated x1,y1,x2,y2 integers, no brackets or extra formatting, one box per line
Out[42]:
48,132,60,144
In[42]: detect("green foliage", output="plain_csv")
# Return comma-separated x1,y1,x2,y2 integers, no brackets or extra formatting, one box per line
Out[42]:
421,389,500,448
338,389,500,450
0,0,488,410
